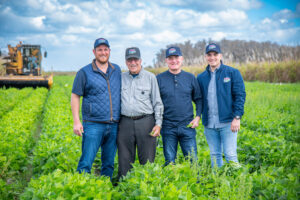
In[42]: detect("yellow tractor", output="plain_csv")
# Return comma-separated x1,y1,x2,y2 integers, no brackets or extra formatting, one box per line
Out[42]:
0,41,53,89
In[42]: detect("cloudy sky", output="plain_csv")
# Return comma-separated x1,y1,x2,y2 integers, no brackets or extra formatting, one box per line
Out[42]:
0,0,299,71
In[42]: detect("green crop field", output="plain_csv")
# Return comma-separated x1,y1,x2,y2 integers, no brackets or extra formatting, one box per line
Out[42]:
0,76,299,200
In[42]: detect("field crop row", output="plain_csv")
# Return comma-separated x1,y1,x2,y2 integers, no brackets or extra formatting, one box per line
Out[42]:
0,88,48,199
31,78,80,176
21,77,299,199
0,88,33,118
0,76,298,199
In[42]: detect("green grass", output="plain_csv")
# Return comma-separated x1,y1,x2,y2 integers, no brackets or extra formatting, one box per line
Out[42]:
0,76,299,199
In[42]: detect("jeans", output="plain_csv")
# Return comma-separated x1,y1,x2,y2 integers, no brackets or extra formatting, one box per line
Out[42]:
77,121,118,178
161,125,197,166
204,125,238,167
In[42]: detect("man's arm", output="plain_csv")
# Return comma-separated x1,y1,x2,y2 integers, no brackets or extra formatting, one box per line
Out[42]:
71,69,86,136
71,93,83,136
231,69,246,132
150,75,164,137
189,76,203,128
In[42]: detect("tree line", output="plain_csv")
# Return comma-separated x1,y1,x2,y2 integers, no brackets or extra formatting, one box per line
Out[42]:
154,39,300,67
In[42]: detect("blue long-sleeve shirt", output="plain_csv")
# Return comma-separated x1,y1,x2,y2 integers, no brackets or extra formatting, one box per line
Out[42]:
207,67,231,128
157,70,202,127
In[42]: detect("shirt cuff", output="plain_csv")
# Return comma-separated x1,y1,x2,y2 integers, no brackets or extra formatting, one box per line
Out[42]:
155,119,162,127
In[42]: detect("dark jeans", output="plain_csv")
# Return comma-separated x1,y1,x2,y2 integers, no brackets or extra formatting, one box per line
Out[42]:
77,121,118,178
161,125,197,166
117,115,156,178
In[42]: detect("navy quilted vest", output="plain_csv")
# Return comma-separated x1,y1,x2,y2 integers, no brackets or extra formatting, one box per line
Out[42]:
81,60,121,122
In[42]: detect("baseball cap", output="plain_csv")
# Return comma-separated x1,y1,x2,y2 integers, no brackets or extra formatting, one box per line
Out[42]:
205,43,221,54
125,47,141,60
94,38,110,48
166,46,182,58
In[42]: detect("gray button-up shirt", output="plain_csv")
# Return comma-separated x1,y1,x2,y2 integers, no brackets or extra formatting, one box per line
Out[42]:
121,68,164,126
206,67,231,128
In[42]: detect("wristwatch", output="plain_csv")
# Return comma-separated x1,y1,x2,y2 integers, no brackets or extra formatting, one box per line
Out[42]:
234,116,241,120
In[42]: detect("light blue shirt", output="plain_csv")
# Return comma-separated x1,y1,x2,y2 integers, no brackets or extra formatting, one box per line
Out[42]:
206,67,231,128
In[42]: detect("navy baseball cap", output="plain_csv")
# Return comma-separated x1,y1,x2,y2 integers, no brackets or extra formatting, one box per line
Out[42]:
166,46,182,58
125,47,141,60
94,38,110,48
206,43,221,54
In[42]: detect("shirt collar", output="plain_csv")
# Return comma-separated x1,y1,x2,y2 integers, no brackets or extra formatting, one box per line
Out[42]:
128,68,144,79
91,59,114,73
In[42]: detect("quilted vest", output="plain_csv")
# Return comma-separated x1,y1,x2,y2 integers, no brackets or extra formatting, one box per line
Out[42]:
81,60,121,122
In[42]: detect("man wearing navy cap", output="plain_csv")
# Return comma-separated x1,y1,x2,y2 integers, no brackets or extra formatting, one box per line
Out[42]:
156,46,202,166
197,43,246,168
71,38,121,178
117,47,163,179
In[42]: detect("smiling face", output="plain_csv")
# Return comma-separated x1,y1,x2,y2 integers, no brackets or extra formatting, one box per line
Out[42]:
126,57,142,74
93,44,110,64
205,51,222,69
165,55,183,74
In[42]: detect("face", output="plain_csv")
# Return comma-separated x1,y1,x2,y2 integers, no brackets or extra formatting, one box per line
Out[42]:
205,51,222,68
165,55,183,71
93,44,110,64
126,57,142,74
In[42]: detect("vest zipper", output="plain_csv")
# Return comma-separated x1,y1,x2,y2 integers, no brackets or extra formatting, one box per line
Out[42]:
106,78,113,121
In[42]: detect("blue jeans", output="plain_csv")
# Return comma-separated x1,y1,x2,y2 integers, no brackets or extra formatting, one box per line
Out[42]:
161,125,197,166
204,125,238,167
77,121,118,178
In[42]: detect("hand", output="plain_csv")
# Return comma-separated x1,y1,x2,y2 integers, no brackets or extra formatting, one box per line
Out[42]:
73,121,84,136
188,116,200,128
151,125,161,137
231,118,240,132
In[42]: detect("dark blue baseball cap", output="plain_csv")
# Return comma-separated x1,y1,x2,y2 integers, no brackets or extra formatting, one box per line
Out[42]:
166,46,182,58
206,43,221,54
94,38,110,48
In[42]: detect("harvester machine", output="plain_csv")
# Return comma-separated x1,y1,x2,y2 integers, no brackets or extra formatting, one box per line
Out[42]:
0,41,53,89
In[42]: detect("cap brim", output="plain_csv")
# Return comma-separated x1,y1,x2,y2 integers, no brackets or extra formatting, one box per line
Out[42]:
166,53,181,58
95,43,110,48
126,55,140,59
206,50,220,54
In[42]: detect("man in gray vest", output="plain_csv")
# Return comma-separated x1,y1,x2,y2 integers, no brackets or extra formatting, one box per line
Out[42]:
117,47,163,179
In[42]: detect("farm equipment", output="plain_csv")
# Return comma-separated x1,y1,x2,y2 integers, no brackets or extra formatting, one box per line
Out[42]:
0,41,53,89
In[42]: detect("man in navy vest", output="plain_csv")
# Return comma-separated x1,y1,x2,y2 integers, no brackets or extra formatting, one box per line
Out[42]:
157,46,202,166
71,38,121,178
197,43,246,168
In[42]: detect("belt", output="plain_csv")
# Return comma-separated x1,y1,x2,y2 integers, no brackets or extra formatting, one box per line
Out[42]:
121,114,152,120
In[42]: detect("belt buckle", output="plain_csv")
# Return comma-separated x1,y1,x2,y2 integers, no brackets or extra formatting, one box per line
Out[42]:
132,115,142,120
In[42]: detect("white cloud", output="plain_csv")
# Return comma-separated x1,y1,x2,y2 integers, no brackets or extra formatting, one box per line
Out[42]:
29,16,46,29
218,9,248,25
160,0,184,6
151,30,182,42
61,34,79,44
212,32,227,40
262,18,271,24
280,19,288,24
273,9,295,20
231,0,261,10
65,26,95,34
123,10,148,28
126,32,146,40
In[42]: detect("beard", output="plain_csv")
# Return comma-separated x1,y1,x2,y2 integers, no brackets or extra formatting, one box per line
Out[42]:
96,55,109,64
